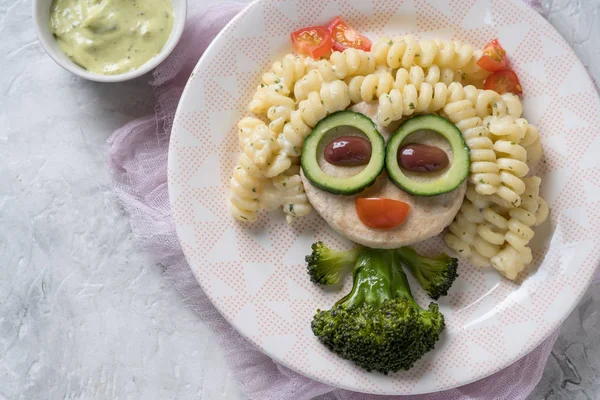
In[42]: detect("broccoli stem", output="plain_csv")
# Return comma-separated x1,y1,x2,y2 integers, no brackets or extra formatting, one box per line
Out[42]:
337,248,419,309
337,249,393,307
389,250,420,309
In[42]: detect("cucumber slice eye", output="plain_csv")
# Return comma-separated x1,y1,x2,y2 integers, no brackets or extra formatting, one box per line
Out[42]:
301,111,386,196
385,115,470,196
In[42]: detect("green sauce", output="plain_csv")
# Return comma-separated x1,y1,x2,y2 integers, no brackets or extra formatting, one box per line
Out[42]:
50,0,174,75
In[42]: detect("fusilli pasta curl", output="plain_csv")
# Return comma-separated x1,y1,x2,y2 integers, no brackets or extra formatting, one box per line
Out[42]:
237,117,279,169
228,164,264,222
443,94,502,196
308,48,376,82
249,85,296,115
271,80,351,176
501,93,523,119
261,166,312,223
347,67,395,103
262,54,312,94
494,140,529,207
372,35,489,80
490,177,543,279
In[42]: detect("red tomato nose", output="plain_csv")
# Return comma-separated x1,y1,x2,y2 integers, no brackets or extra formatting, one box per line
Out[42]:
355,198,410,230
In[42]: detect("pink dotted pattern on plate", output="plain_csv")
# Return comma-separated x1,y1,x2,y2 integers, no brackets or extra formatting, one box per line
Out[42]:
168,0,600,394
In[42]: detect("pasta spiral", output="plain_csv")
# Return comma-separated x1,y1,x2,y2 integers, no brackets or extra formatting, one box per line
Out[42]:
249,85,296,115
261,166,312,223
443,96,502,196
444,186,510,267
469,89,508,119
377,68,454,126
308,48,376,82
515,118,543,166
445,177,547,279
238,117,279,168
262,54,311,94
394,65,463,90
501,93,523,119
372,35,488,80
494,139,529,207
228,164,264,222
294,69,323,102
249,55,308,115
490,177,543,279
377,83,447,125
484,115,526,143
271,80,351,176
347,67,395,103
267,105,292,134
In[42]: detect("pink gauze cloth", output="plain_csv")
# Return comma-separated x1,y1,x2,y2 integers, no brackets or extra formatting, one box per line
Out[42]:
106,3,598,400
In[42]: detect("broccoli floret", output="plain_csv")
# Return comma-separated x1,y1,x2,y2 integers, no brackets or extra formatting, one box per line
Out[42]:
305,242,360,285
311,248,444,374
396,246,458,300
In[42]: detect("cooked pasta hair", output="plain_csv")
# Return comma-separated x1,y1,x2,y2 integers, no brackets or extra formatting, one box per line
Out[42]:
271,80,351,176
262,54,311,94
228,165,263,222
519,176,541,214
487,177,544,278
267,105,292,133
470,89,508,119
494,139,529,207
445,191,508,267
238,117,265,149
444,232,472,258
501,93,523,119
446,82,479,104
491,245,531,280
516,120,544,167
519,120,540,147
240,122,279,169
392,65,464,91
294,69,323,102
261,166,312,223
238,152,264,177
377,78,449,126
485,115,526,143
372,35,488,80
347,67,395,103
308,48,376,82
443,98,501,195
249,85,296,115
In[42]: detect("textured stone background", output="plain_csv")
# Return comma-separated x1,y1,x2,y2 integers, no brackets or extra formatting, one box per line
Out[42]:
0,0,598,399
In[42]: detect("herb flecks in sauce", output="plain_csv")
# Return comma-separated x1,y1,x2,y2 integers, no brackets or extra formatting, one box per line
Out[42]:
50,0,173,75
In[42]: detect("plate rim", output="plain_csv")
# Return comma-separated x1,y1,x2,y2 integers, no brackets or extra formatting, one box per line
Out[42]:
168,0,600,394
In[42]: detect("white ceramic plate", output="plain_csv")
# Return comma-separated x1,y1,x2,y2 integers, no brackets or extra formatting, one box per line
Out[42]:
168,0,600,394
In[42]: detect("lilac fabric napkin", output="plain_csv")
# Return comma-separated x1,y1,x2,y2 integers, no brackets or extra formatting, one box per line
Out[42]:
106,3,592,399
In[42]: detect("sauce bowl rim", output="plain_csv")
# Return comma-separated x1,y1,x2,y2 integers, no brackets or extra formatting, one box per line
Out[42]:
33,0,187,83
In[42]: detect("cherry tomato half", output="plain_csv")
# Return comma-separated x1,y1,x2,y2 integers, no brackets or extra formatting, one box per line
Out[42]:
327,16,372,52
484,69,523,95
291,26,332,59
477,39,509,72
355,198,410,230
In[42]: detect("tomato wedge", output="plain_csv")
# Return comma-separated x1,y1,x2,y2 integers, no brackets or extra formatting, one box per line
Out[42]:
477,39,509,72
291,26,332,59
355,198,410,230
327,16,372,52
484,69,523,95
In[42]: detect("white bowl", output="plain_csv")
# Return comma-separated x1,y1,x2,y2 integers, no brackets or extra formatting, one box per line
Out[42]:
33,0,187,82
